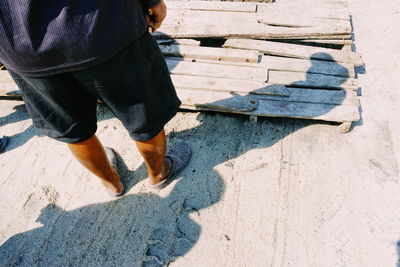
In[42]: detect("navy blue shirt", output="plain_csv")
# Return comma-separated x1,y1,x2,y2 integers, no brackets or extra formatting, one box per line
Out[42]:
0,0,159,77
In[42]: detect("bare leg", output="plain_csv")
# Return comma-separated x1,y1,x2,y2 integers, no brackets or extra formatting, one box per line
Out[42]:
135,129,171,185
67,135,124,194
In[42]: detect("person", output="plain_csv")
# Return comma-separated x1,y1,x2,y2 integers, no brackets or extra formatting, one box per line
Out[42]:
0,0,191,196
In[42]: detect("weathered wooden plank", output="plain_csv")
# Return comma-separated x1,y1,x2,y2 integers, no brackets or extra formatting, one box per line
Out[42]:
171,75,288,96
159,44,259,63
166,54,355,78
253,99,360,122
257,8,349,21
165,9,351,32
177,89,360,122
172,75,358,106
266,0,349,10
165,0,258,12
181,92,258,112
258,14,350,30
267,70,359,90
155,24,351,39
164,9,351,32
223,39,363,66
157,8,351,40
256,3,350,20
165,56,264,68
166,9,258,25
166,59,268,81
262,55,355,78
252,87,358,106
299,34,351,40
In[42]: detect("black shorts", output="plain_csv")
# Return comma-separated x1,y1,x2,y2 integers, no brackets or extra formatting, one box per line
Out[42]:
9,31,181,143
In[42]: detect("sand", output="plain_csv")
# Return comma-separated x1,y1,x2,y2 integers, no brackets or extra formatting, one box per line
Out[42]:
1,0,400,266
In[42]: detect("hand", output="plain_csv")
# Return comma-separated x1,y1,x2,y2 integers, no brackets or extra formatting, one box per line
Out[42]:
146,0,167,32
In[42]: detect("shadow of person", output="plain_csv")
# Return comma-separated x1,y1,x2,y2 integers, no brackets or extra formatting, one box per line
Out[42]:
0,104,45,152
0,47,354,266
0,101,119,153
0,171,225,266
171,52,352,166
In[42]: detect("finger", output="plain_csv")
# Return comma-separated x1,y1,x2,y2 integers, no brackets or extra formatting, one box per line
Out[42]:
145,15,156,31
145,15,152,26
152,20,162,31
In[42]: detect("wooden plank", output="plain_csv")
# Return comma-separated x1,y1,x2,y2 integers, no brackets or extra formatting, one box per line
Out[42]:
165,56,264,68
258,14,350,30
166,54,355,78
166,10,258,25
181,93,258,112
165,9,351,31
154,23,351,39
266,0,349,10
299,34,351,40
172,75,358,106
166,59,268,81
171,75,288,96
159,44,259,63
158,9,351,39
261,55,355,78
253,99,360,122
223,39,363,66
177,89,360,122
256,3,350,20
252,87,358,106
165,0,258,13
163,9,352,31
267,70,359,90
257,7,349,21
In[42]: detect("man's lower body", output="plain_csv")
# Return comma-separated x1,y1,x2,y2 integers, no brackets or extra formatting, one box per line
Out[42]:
9,31,187,196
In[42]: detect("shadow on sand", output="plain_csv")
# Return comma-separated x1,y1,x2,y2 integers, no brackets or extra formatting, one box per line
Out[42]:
397,240,400,267
0,169,224,266
0,40,357,266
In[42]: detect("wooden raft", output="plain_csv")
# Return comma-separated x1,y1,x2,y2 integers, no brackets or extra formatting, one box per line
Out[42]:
157,0,361,131
0,0,362,132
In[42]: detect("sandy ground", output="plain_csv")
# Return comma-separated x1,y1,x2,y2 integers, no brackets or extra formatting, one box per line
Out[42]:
1,1,400,266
